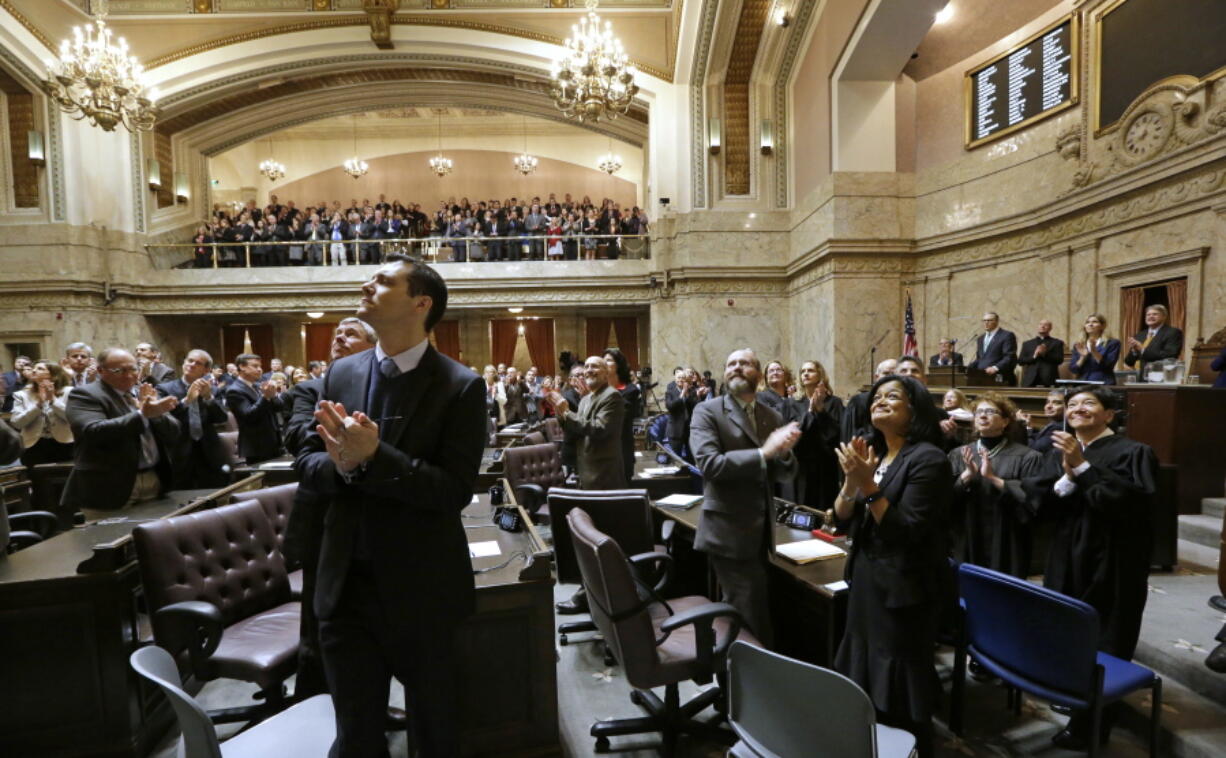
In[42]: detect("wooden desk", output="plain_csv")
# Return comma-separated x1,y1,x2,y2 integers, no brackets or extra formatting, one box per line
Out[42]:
459,491,559,757
630,454,693,500
231,455,297,487
0,476,265,758
651,499,849,667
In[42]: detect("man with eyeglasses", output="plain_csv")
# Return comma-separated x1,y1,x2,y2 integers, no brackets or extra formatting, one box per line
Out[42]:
62,347,180,520
967,312,1018,386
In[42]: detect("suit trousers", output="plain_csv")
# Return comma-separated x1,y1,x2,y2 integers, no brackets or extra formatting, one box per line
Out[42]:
320,561,460,758
708,553,774,649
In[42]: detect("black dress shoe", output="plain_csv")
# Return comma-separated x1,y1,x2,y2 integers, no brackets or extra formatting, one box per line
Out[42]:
386,706,407,730
968,659,995,682
1207,643,1226,673
556,588,589,615
1209,596,1226,613
1051,704,1074,715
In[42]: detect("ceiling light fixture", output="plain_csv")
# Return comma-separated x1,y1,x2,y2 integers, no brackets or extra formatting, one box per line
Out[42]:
429,111,453,177
306,311,325,319
507,306,524,314
42,0,158,132
342,113,368,179
550,0,639,123
513,115,538,175
598,137,622,175
258,136,286,181
934,4,954,24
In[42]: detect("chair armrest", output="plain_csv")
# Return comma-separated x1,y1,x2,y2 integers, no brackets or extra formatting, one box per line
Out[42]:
9,510,60,538
155,601,224,677
660,519,676,544
658,601,743,677
514,483,546,509
7,531,43,552
628,551,672,594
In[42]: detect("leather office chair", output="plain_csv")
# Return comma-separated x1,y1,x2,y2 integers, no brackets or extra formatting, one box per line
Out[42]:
548,488,668,647
501,442,568,517
1,478,32,515
568,507,754,755
542,417,563,444
1,496,58,554
521,431,547,446
130,646,335,758
29,462,73,529
218,410,239,433
726,640,916,758
133,500,300,723
232,483,303,596
217,431,243,469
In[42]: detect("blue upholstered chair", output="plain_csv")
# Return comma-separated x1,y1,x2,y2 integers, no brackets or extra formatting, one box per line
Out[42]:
954,563,1161,758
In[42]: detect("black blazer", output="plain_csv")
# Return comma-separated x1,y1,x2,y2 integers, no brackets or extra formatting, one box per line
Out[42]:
295,346,487,623
1018,336,1066,387
225,380,284,463
928,352,963,368
62,381,180,512
664,384,699,441
282,377,322,456
842,441,952,609
1122,325,1184,368
157,378,229,487
969,329,1018,379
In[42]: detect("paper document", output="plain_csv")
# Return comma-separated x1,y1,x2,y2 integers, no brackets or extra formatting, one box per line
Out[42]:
468,540,502,559
470,494,480,504
655,493,703,509
775,539,846,564
824,580,849,592
639,466,681,477
258,460,295,469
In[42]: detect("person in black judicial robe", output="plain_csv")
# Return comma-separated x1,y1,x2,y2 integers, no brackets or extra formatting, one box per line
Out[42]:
156,350,230,490
1017,319,1065,387
840,358,899,443
1023,385,1157,749
832,375,952,758
281,318,375,698
225,356,285,464
791,362,844,511
298,256,486,758
1122,304,1184,379
948,393,1043,577
967,312,1018,385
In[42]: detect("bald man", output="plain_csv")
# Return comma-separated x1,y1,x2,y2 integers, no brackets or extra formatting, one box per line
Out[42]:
1018,320,1065,387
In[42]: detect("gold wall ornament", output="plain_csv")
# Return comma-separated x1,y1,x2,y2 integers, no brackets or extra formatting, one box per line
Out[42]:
313,0,331,9
42,2,159,132
194,0,213,12
363,0,400,50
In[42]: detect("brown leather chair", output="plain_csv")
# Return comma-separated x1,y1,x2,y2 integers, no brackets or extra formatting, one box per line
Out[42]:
234,483,303,596
521,431,547,446
502,442,568,516
218,410,239,432
29,462,73,529
568,507,755,754
133,499,300,723
217,430,243,468
542,417,564,444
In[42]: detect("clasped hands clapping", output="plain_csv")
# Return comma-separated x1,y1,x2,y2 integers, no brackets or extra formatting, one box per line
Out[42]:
137,383,178,418
762,422,801,460
1050,430,1087,478
835,437,879,494
314,401,380,473
958,446,1004,490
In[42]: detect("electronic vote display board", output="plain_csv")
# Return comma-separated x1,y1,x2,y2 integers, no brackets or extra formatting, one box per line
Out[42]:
964,15,1079,149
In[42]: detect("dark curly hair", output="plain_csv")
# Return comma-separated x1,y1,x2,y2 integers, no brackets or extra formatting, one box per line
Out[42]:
603,347,632,384
864,374,944,455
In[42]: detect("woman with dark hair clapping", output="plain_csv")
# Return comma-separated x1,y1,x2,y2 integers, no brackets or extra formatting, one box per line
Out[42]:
833,374,952,758
603,347,640,483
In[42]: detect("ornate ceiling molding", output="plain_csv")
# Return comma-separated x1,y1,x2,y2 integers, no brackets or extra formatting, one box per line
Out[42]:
140,14,672,82
0,0,55,53
688,0,719,208
771,0,819,209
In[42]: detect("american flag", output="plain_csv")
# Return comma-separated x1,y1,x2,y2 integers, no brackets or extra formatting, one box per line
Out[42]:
902,291,918,357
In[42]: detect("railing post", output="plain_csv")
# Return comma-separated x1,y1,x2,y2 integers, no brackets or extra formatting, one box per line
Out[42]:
245,244,252,268
212,244,219,268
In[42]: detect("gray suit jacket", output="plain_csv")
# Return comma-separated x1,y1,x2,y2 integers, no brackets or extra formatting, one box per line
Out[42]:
690,394,796,561
559,384,626,490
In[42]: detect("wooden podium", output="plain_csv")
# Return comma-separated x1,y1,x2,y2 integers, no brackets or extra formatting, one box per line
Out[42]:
927,366,1009,388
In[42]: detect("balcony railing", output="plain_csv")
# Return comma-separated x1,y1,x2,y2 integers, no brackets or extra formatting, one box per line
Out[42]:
147,233,651,269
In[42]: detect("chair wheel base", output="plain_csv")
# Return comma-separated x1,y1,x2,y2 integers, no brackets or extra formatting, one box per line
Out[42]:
559,635,568,645
594,736,610,752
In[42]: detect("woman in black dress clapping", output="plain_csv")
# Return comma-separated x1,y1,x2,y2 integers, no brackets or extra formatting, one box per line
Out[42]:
833,375,952,758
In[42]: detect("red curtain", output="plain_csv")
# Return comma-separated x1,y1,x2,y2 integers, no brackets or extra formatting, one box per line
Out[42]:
585,317,612,360
612,317,639,369
304,322,336,363
522,319,556,376
490,319,519,368
432,320,461,362
1120,286,1145,341
222,324,273,366
1166,279,1187,337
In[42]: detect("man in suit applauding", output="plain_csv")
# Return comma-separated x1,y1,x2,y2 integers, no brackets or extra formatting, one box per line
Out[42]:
968,312,1018,385
225,353,285,464
62,347,180,519
297,254,486,758
1018,319,1066,387
157,349,229,489
1123,304,1184,380
547,356,627,490
928,338,963,368
690,348,799,647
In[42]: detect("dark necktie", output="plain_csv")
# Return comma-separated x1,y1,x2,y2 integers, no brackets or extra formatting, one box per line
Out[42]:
188,398,203,441
366,356,402,424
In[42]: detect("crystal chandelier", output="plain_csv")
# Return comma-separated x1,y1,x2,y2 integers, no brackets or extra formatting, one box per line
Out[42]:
258,138,286,181
42,1,158,133
429,112,453,177
550,0,639,123
513,115,538,175
598,151,622,175
342,114,368,179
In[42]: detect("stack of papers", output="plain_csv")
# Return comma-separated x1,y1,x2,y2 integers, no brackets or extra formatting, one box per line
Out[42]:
655,493,703,510
639,466,681,478
775,539,846,564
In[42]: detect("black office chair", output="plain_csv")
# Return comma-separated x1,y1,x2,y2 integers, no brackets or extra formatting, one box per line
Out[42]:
1,497,59,553
29,462,74,530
